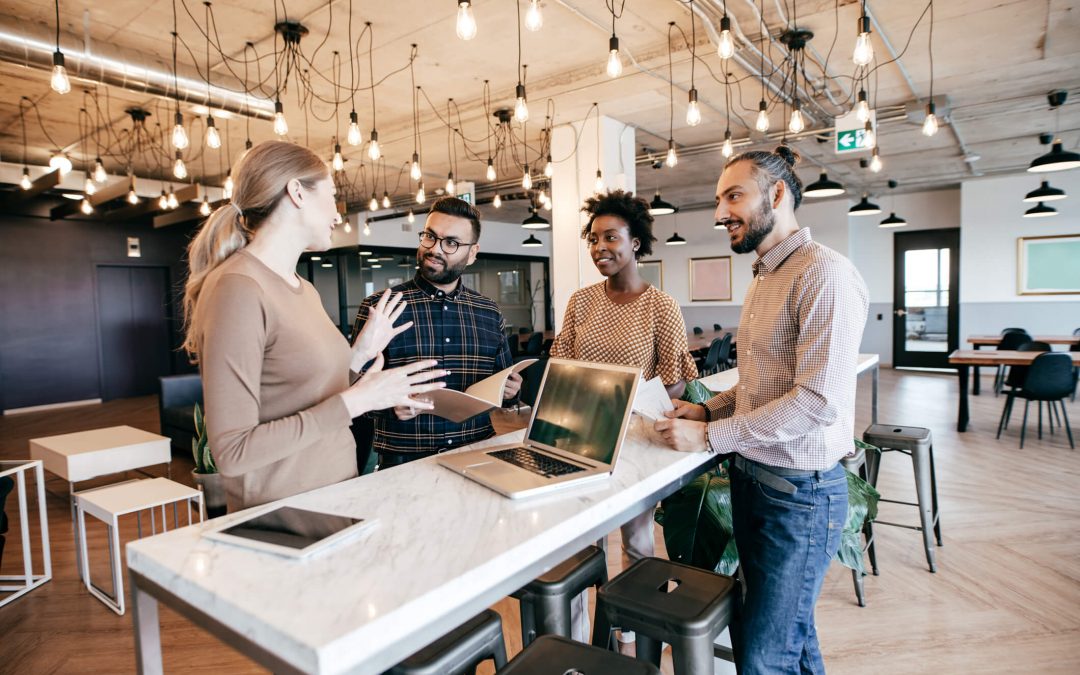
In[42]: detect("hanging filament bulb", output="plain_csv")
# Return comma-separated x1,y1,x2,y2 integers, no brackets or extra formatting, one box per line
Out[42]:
407,209,416,223
411,153,423,180
486,158,497,181
456,1,477,40
788,102,805,134
594,170,605,193
853,14,873,67
514,84,529,123
869,147,883,173
416,182,426,203
525,0,543,31
240,138,253,159
493,193,502,209
172,111,189,149
363,220,372,236
606,35,623,78
544,155,554,178
446,172,456,196
863,121,876,149
717,16,735,60
755,100,770,132
273,100,288,136
522,165,533,190
127,183,139,204
93,158,107,183
158,191,169,210
369,193,379,211
167,190,179,209
347,111,362,146
50,51,71,94
223,170,234,199
538,191,548,206
686,88,702,127
19,167,31,190
382,191,391,209
84,177,96,196
721,130,734,158
205,117,221,149
199,197,212,217
856,89,870,123
665,139,678,168
173,152,187,180
50,152,72,175
368,130,381,161
343,220,352,234
922,101,939,137
332,144,345,172
79,198,93,215
543,197,551,211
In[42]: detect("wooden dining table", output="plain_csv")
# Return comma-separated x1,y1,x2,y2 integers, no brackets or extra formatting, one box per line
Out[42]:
965,335,1079,395
948,349,1080,432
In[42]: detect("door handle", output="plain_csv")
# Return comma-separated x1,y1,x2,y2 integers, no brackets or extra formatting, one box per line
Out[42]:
894,309,907,317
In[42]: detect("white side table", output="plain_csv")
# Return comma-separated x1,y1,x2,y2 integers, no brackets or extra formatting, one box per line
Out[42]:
76,477,202,615
0,460,52,608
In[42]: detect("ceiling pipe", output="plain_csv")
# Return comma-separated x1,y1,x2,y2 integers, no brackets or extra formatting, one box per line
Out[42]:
0,15,273,120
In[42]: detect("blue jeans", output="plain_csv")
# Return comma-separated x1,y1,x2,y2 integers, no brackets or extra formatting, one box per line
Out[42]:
730,460,848,674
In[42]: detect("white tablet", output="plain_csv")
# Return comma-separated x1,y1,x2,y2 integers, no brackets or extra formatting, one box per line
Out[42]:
203,505,375,559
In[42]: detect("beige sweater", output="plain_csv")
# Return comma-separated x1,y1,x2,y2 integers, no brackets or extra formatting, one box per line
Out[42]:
194,249,356,511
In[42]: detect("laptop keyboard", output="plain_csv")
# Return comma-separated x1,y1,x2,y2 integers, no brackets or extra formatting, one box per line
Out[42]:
489,447,587,478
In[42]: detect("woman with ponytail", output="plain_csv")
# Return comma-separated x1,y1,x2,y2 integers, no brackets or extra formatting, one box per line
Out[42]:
184,141,445,511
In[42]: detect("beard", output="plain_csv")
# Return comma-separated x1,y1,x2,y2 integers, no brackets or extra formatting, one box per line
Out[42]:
417,250,470,285
727,196,776,254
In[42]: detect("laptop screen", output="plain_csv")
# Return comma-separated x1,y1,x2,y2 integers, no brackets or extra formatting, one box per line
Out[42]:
526,361,638,464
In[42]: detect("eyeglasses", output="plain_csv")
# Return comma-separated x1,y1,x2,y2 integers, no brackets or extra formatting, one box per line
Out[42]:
418,231,475,254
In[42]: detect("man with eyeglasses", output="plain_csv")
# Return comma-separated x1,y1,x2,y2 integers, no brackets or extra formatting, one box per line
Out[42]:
352,197,521,468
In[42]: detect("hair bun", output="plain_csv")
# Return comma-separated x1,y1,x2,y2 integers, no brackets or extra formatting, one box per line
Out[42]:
774,145,800,167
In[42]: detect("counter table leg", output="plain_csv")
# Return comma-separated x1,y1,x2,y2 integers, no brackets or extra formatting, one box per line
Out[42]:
872,364,879,424
972,344,982,396
132,572,163,675
957,364,970,432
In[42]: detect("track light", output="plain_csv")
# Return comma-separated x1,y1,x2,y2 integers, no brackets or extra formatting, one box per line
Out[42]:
205,117,221,149
666,232,687,245
722,130,734,159
607,35,623,78
869,147,883,173
1023,181,1066,202
788,102,805,134
223,170,234,199
456,1,477,40
1028,141,1080,173
347,111,362,146
687,88,702,127
804,172,845,198
382,191,391,209
525,0,543,31
922,101,939,137
20,167,31,190
368,130,381,161
522,165,533,190
172,111,189,149
493,193,502,208
522,234,543,247
50,51,70,94
849,195,881,216
93,158,107,183
856,89,870,123
416,182,426,203
595,169,605,193
49,152,72,175
853,13,873,66
273,99,288,136
84,177,96,196
544,155,554,178
486,158,497,181
332,144,345,172
755,100,770,132
173,151,187,179
665,139,678,168
717,16,735,59
1023,202,1058,218
446,172,456,196
514,84,529,122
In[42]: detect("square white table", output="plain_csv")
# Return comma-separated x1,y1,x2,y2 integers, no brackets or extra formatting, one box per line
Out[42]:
0,460,52,608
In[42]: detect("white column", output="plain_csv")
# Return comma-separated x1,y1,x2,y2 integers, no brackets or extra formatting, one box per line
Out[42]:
549,115,636,330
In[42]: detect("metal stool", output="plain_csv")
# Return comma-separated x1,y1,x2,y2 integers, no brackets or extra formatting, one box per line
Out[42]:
499,634,659,675
592,557,738,675
387,609,507,675
862,424,943,573
840,447,878,607
510,545,607,647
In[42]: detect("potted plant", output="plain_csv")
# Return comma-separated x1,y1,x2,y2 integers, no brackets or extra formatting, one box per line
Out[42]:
191,403,227,518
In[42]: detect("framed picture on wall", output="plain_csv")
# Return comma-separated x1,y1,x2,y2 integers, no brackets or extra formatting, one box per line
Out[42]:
689,256,732,301
637,260,663,291
1017,234,1080,295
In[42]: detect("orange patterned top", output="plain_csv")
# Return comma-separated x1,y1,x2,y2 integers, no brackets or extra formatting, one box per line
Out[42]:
550,282,698,385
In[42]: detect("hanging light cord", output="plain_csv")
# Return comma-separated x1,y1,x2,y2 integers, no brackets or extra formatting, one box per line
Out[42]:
927,0,934,102
667,22,674,140
54,0,61,51
689,0,695,88
368,22,376,129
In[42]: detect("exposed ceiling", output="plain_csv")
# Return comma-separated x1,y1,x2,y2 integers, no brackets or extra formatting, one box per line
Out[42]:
1,0,1078,218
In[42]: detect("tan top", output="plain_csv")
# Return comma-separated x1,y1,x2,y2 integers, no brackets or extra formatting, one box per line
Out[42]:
193,249,356,511
551,282,698,385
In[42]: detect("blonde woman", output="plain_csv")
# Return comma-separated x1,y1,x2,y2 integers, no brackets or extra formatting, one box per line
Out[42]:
183,141,445,511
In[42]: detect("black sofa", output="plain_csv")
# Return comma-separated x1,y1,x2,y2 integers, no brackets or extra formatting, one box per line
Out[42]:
159,374,203,454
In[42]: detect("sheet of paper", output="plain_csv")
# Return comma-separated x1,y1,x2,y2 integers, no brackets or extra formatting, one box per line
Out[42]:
633,376,675,422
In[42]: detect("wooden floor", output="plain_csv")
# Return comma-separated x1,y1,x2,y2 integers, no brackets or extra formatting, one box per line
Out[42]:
1,369,1078,673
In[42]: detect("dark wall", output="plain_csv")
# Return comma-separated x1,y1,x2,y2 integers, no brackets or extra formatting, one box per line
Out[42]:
0,205,196,411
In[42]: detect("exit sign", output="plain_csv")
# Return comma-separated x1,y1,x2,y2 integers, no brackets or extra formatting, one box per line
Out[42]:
834,110,876,154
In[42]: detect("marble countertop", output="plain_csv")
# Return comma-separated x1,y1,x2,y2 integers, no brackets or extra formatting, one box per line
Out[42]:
698,353,879,393
126,417,720,674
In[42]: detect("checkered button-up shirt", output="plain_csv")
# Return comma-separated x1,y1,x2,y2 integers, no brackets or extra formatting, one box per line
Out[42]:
705,228,869,470
353,275,513,454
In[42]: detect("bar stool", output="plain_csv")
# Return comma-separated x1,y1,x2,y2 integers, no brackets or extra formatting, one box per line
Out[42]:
592,557,738,675
862,424,942,573
840,446,878,607
510,545,607,647
498,634,659,674
387,609,507,675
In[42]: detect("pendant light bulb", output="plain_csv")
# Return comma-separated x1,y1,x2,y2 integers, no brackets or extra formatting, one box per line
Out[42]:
332,144,345,172
19,167,31,190
869,147,883,173
50,51,71,94
721,130,734,159
173,152,187,180
856,90,870,123
407,209,416,223
172,111,189,149
223,170,234,199
363,220,372,236
446,172,456,196
863,121,876,149
347,111,362,146
273,100,288,136
199,198,212,217
686,88,702,127
49,152,73,175
416,182,426,204
486,158,497,181
84,177,96,196
543,197,552,211
382,192,391,209
544,155,554,178
369,193,379,211
343,220,352,234
158,191,168,210
456,1,477,40
167,190,179,210
93,158,107,183
606,35,623,78
493,193,502,208
665,140,678,168
411,153,423,181
522,165,533,190
79,198,93,215
205,118,221,149
788,105,805,134
367,130,381,161
595,169,605,193
717,16,735,59
755,100,770,132
922,102,939,137
514,84,529,122
853,15,873,67
525,0,543,31
127,185,139,205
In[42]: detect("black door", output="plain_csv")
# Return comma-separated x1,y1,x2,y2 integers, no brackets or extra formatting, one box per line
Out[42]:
892,229,960,369
96,265,172,400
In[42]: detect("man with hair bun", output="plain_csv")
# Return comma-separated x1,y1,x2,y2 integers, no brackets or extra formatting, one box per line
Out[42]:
656,146,869,673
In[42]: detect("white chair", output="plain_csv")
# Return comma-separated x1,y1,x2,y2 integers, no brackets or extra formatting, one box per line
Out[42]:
75,477,203,615
0,460,52,608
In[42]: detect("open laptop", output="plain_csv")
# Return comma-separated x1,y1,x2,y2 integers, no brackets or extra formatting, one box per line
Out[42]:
438,358,641,499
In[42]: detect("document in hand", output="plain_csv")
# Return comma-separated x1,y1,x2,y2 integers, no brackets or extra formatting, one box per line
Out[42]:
425,359,538,423
632,376,675,422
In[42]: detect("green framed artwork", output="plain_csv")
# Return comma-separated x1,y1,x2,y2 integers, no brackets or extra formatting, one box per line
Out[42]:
1017,234,1080,295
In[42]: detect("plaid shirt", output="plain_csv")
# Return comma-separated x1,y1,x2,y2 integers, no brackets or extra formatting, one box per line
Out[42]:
353,275,513,454
704,228,869,470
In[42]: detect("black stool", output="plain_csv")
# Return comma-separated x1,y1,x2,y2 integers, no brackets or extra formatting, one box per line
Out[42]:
592,557,738,675
511,545,607,647
387,609,507,675
840,446,878,607
862,424,942,573
499,634,659,675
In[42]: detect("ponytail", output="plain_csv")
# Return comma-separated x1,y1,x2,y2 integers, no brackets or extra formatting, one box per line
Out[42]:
181,204,249,357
